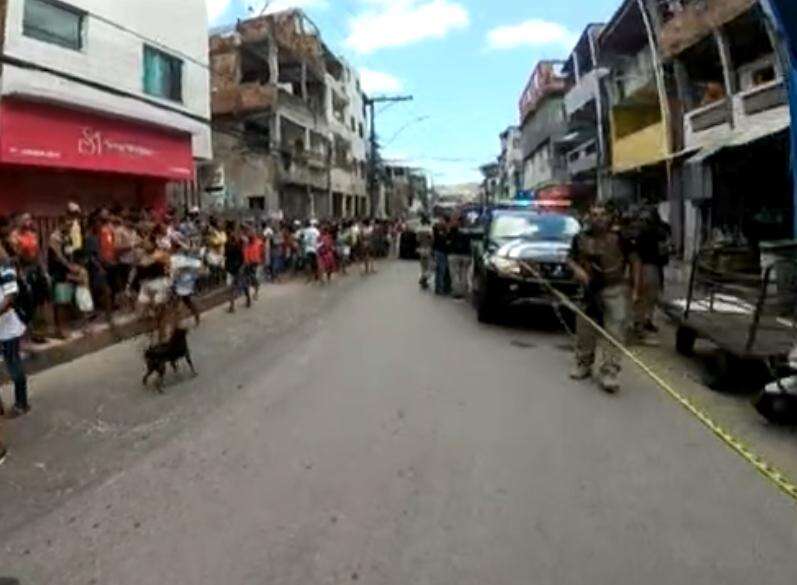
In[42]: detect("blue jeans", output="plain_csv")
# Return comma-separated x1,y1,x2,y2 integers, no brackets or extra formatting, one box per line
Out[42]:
2,338,28,410
434,251,450,295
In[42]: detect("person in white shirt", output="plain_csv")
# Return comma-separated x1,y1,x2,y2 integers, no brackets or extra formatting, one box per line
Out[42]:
301,220,321,282
0,243,29,421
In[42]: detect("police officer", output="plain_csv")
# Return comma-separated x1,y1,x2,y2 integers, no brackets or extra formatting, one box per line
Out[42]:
567,204,641,393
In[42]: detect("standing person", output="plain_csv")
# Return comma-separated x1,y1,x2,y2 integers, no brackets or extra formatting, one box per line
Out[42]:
416,215,434,290
225,222,249,313
48,220,81,339
8,213,50,343
447,213,472,299
317,226,337,283
0,241,30,419
113,214,140,310
132,231,173,342
84,215,114,327
262,221,275,282
243,224,264,302
360,219,375,275
283,223,297,276
338,221,352,276
350,219,362,263
271,222,286,282
567,204,641,393
65,202,84,259
205,217,227,287
432,216,450,295
170,241,202,327
632,207,671,340
301,220,321,282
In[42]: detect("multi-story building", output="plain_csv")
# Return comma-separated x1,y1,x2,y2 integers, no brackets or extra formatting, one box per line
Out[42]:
480,162,500,204
650,0,793,256
497,126,522,200
377,165,426,218
206,9,368,219
0,0,212,216
599,0,672,208
518,60,572,199
562,24,610,201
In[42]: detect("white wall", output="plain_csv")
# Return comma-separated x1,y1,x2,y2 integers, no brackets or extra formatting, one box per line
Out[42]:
1,0,211,159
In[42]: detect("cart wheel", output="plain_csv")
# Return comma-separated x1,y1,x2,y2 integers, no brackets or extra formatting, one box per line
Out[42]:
676,326,697,356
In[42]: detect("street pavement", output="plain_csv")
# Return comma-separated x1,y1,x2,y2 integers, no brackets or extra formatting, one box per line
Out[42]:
1,261,796,584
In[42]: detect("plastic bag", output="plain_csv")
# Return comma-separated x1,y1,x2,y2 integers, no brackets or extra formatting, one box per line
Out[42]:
75,285,94,313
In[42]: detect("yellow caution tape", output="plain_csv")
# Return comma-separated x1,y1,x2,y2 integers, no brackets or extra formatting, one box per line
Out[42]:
520,261,797,503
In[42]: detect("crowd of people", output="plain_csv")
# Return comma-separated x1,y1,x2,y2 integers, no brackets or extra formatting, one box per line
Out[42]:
0,203,406,462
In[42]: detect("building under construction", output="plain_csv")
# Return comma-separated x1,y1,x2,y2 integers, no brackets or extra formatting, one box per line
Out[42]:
203,9,369,219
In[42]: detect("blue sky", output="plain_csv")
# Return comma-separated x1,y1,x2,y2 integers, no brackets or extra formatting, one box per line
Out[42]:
207,0,622,185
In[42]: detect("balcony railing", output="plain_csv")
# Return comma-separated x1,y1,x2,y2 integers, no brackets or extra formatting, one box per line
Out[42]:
566,139,598,177
687,98,732,133
740,79,788,117
683,79,789,150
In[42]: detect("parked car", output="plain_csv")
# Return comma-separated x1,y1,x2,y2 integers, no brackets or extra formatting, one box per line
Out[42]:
471,208,581,323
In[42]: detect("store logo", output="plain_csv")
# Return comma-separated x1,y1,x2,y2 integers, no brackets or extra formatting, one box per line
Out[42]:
78,127,156,158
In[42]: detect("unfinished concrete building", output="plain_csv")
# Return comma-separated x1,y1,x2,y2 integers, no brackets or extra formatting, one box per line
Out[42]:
204,9,368,218
518,61,572,197
652,0,792,256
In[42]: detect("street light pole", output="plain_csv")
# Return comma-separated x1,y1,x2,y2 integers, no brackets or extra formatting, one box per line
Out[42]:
365,95,413,218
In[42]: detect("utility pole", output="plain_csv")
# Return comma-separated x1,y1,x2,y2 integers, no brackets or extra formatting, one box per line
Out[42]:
365,95,413,218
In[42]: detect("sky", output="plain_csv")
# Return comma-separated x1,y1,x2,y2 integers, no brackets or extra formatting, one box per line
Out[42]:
206,0,624,185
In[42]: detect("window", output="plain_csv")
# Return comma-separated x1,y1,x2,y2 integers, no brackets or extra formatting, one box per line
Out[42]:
23,0,84,51
143,46,183,103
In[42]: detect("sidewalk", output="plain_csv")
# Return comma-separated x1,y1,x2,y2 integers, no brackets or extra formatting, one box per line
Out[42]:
14,285,232,380
638,284,797,488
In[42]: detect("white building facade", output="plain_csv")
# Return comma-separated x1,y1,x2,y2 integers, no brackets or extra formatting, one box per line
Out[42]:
0,0,212,215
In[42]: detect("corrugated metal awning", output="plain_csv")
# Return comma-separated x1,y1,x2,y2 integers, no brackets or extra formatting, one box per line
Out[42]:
687,116,791,165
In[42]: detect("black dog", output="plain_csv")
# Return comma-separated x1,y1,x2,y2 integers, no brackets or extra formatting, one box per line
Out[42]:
143,328,197,392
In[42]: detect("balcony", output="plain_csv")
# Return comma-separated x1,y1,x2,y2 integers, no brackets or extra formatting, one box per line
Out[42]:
683,98,733,149
683,80,790,150
566,139,599,177
212,83,278,116
739,79,788,117
279,154,328,191
565,69,604,118
612,121,668,174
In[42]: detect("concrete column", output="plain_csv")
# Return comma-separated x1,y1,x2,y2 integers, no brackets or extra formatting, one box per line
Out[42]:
713,29,737,98
301,61,308,102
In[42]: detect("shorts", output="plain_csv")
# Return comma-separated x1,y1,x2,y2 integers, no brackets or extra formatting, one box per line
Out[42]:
138,277,172,306
54,282,75,306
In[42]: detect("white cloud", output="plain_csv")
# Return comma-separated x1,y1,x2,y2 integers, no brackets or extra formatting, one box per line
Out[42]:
486,19,577,51
207,0,232,22
359,68,403,94
346,0,469,54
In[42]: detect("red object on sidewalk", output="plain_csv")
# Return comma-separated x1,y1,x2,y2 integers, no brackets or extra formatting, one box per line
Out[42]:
0,100,195,181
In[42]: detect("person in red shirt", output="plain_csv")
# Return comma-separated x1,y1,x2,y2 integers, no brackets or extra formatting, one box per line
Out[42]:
8,214,50,344
243,225,264,303
98,212,118,304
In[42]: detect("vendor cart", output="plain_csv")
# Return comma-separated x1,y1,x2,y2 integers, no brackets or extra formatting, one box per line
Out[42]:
668,244,797,388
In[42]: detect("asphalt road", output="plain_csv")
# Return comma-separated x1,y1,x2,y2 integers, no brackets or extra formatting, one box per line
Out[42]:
1,261,796,584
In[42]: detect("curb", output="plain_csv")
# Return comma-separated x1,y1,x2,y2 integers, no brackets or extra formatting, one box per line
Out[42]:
19,287,231,377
